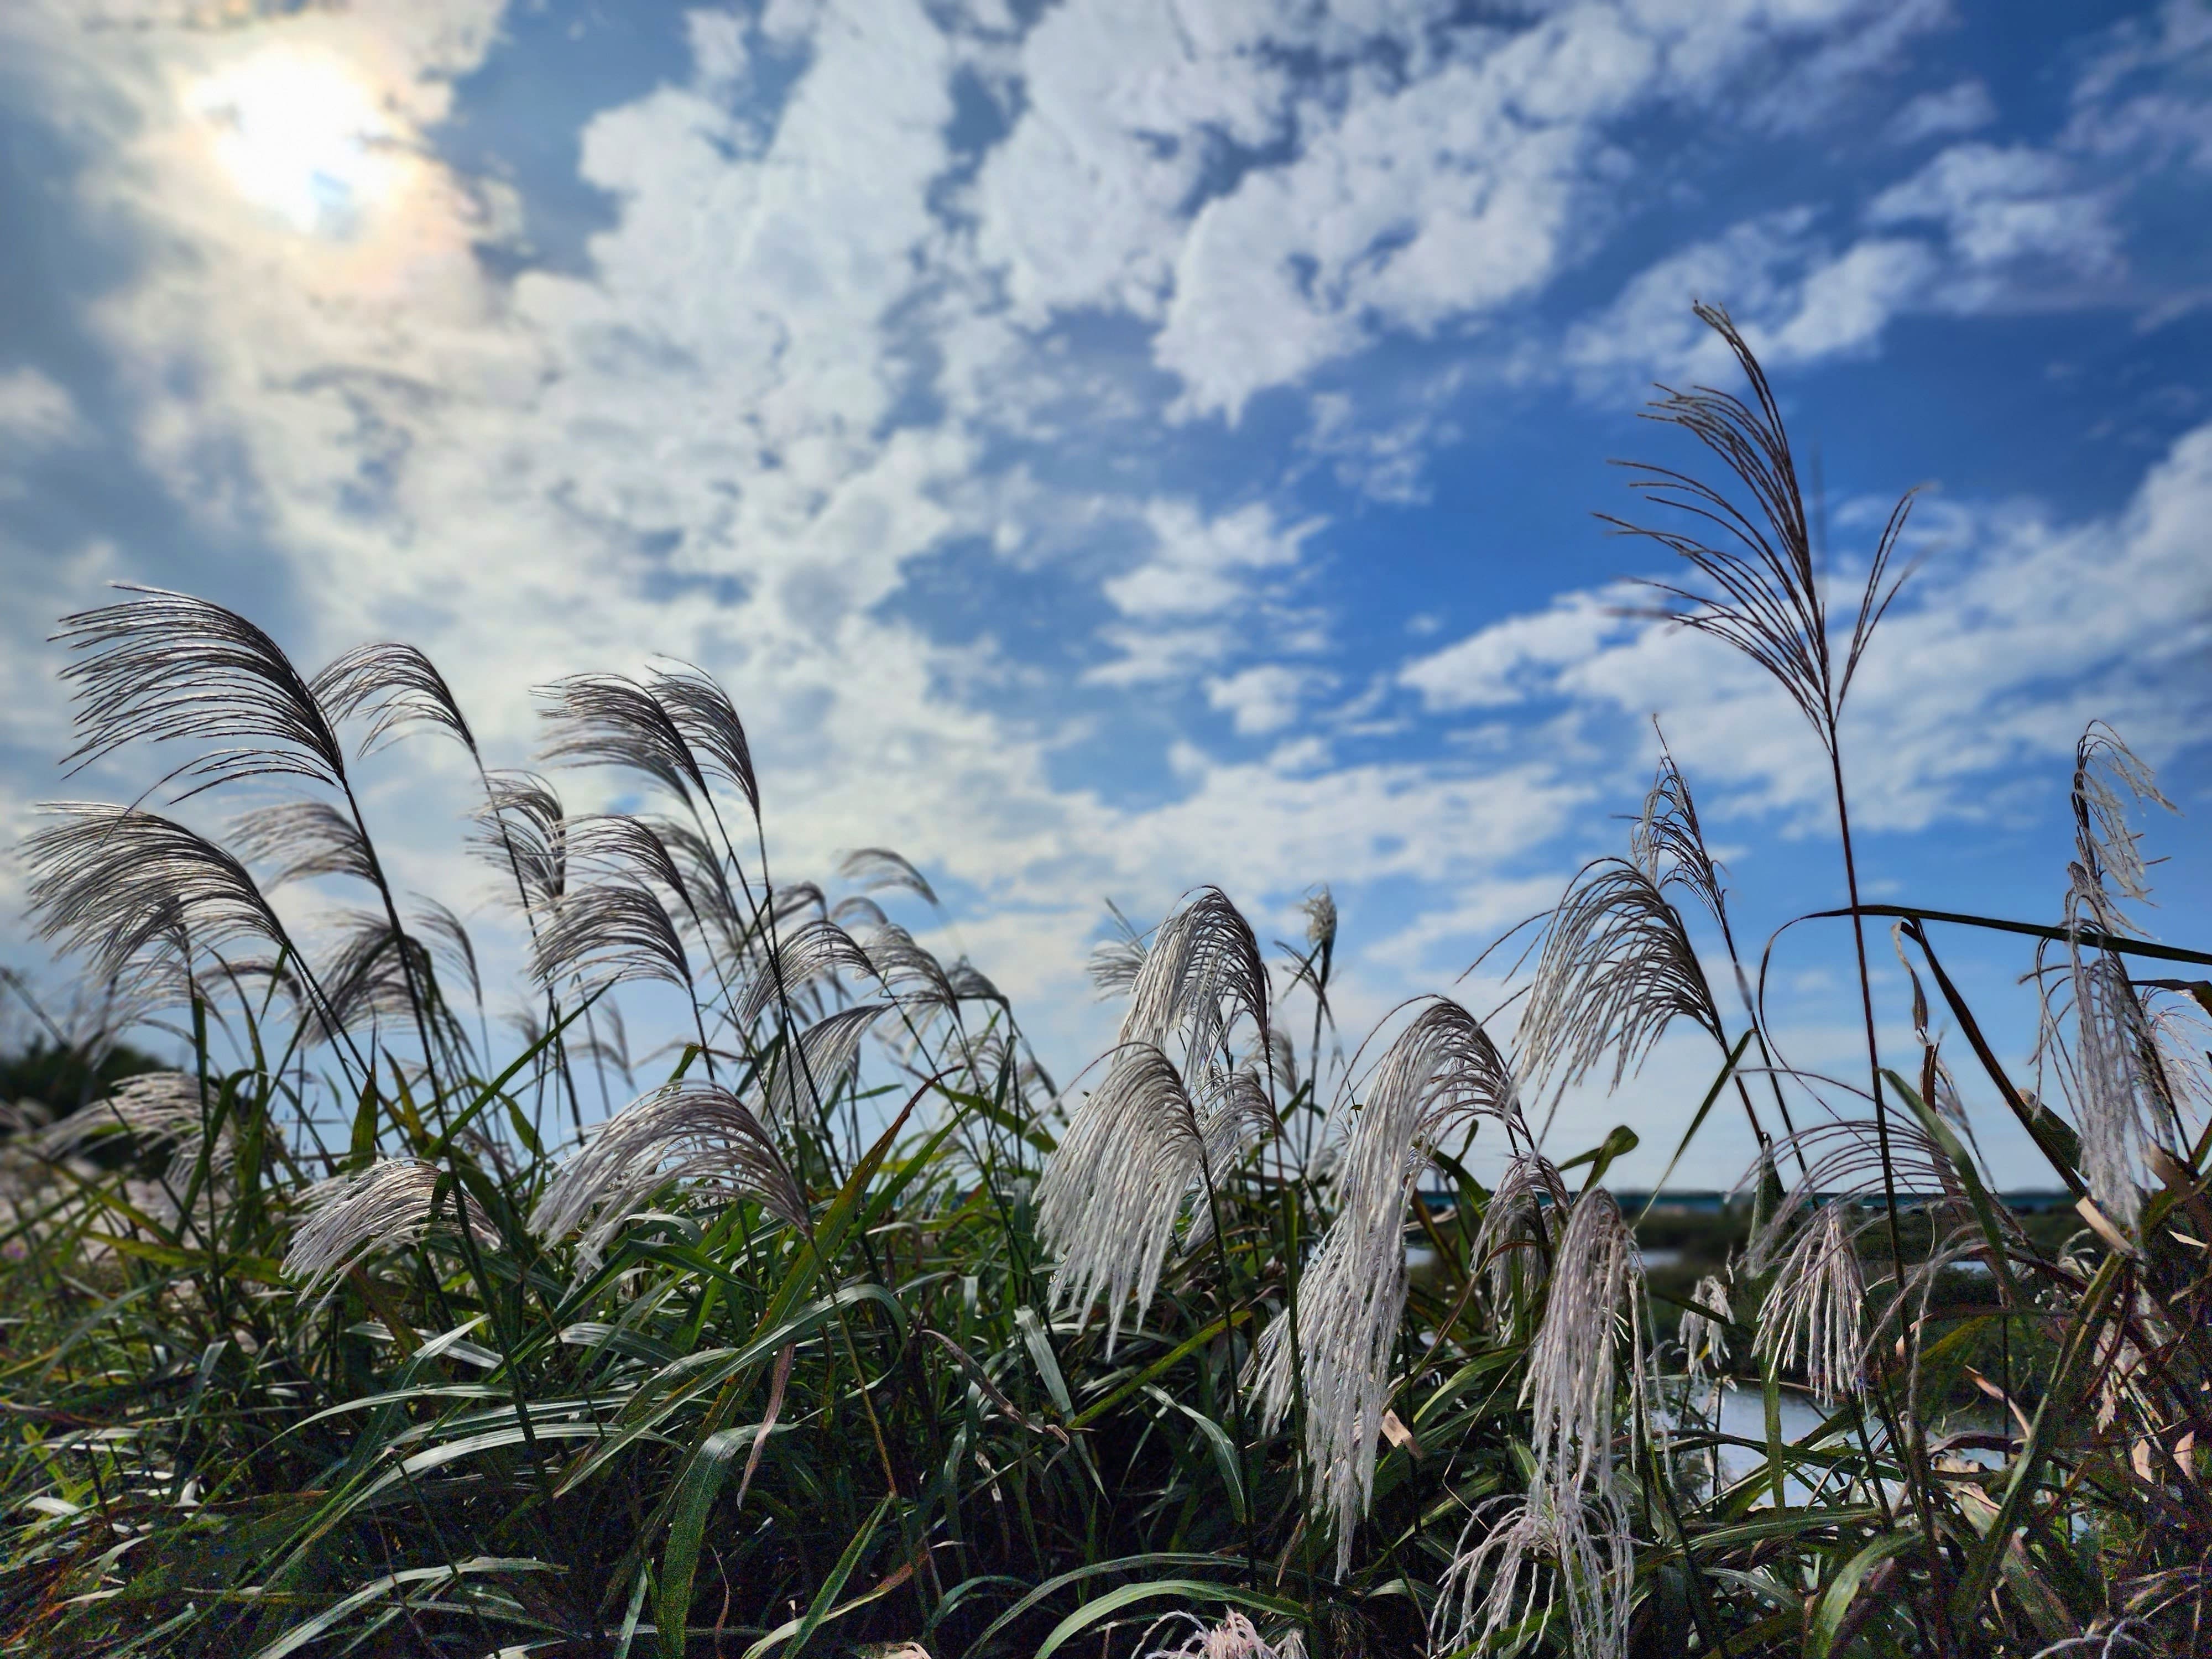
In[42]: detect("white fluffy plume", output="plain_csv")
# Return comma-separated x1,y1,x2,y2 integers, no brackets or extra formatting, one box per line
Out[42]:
284,1159,493,1293
1034,1044,1270,1354
533,1079,809,1257
1751,1202,1866,1408
41,1071,231,1177
1250,999,1520,1570
1523,1188,1645,1503
1433,1490,1634,1659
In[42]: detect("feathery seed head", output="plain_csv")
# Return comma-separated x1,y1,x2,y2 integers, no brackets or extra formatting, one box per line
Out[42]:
1752,1202,1866,1408
2071,723,2172,912
26,804,291,990
735,918,875,1027
1521,859,1724,1100
536,672,706,804
758,1004,888,1124
1139,1611,1305,1659
1118,888,1269,1063
1608,304,1914,753
1434,1491,1634,1659
41,1072,231,1176
310,641,477,760
529,884,692,995
533,1079,807,1256
644,662,759,817
1251,1000,1521,1570
284,1159,493,1294
54,585,348,797
838,847,939,908
1678,1273,1733,1381
1035,1042,1267,1354
1631,743,1727,930
1522,1188,1644,1503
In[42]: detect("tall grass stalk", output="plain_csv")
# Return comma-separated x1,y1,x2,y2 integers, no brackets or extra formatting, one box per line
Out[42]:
3,311,2209,1658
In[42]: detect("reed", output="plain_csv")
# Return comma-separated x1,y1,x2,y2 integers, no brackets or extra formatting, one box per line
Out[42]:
2,312,2206,1658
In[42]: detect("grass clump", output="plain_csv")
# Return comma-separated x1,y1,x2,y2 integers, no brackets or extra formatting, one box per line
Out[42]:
2,310,2208,1658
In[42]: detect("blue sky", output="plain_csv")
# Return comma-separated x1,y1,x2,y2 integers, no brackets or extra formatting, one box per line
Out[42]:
2,0,2206,1185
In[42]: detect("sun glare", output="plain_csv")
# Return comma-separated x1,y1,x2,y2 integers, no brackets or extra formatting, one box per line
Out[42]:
188,49,400,237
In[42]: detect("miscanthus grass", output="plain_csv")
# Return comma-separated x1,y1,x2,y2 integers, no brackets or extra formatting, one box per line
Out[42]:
3,310,2209,1658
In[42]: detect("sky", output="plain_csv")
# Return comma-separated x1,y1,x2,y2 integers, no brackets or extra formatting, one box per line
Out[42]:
1,0,2206,1188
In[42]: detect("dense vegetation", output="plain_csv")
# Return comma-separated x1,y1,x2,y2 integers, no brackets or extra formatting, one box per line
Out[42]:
2,312,2206,1657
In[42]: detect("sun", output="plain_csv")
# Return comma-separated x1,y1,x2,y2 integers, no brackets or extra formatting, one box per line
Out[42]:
187,48,402,238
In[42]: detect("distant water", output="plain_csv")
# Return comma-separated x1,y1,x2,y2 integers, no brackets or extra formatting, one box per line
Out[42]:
1672,1385,2002,1505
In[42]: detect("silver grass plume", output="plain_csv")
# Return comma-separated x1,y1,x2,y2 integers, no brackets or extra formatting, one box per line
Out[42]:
1472,1151,1571,1314
54,586,350,798
25,805,294,987
2058,727,2177,1228
41,1071,231,1177
733,918,875,1026
310,641,478,760
650,817,749,956
568,814,702,907
412,898,482,1013
315,911,469,1053
1751,1117,1963,1239
1631,741,1726,930
1088,902,1150,998
2071,722,2173,913
1605,303,1914,756
863,922,958,1012
471,772,567,911
2061,895,2161,1230
759,1004,889,1124
529,884,692,995
533,1079,807,1258
832,894,889,932
1035,1044,1270,1353
1521,859,1725,1100
1118,888,1270,1066
1678,1272,1733,1381
1137,1611,1306,1659
1250,1000,1520,1569
1301,885,1337,958
1750,1202,1866,1408
1434,1490,1634,1659
644,662,760,818
1676,1272,1733,1496
946,960,1005,1006
227,800,378,889
838,847,939,907
284,1159,493,1294
537,672,708,804
1522,1188,1645,1503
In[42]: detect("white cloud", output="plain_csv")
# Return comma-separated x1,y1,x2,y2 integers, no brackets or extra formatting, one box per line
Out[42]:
1401,588,1634,712
1867,142,2118,272
1206,664,1321,735
0,366,87,450
1564,210,1940,394
1887,78,1997,145
1103,499,1322,619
